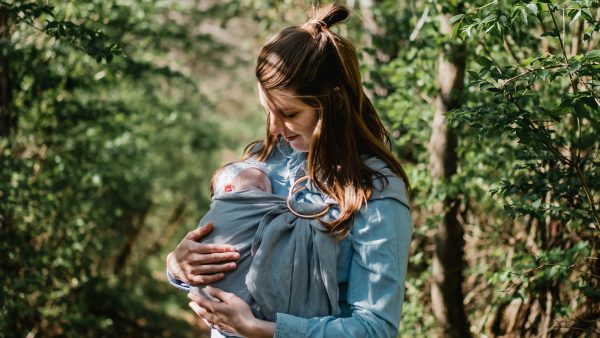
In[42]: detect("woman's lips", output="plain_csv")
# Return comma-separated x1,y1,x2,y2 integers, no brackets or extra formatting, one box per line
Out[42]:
285,134,299,142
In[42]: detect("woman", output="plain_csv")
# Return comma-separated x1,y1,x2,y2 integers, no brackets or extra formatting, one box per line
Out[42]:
167,4,413,337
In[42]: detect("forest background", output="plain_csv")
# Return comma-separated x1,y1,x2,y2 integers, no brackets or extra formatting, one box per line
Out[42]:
1,0,598,337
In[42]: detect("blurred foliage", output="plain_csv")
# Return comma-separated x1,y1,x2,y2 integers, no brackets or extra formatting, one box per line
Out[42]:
362,0,599,336
0,0,234,336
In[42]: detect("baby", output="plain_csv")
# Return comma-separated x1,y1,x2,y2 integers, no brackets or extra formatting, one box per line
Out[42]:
191,161,273,303
188,160,340,325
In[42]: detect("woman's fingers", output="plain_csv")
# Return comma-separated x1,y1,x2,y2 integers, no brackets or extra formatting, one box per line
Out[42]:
189,301,214,322
200,317,212,328
188,291,206,303
181,261,236,284
189,291,216,312
204,286,234,302
189,251,240,264
191,243,238,254
189,301,204,315
190,272,225,285
185,222,213,241
188,260,235,276
187,288,254,337
188,301,223,331
191,261,237,274
188,291,231,322
169,225,240,285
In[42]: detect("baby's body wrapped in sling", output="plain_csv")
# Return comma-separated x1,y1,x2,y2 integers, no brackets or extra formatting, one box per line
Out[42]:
190,185,340,323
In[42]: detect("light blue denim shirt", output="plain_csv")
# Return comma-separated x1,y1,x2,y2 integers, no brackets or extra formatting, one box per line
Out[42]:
168,140,413,338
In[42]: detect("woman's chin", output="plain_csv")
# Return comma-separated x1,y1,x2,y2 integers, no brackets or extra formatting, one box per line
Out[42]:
280,135,309,152
287,141,309,152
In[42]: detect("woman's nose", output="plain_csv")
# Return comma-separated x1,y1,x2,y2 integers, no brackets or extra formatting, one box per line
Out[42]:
269,111,284,135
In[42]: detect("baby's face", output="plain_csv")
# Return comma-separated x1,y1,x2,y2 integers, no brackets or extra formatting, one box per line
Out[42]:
227,168,272,193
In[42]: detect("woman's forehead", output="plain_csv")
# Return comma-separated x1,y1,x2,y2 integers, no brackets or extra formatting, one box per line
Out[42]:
258,85,310,112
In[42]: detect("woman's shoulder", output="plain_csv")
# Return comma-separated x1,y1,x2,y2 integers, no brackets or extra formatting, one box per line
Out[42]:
363,156,410,209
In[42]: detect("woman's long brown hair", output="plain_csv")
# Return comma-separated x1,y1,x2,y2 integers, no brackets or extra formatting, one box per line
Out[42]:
245,3,410,238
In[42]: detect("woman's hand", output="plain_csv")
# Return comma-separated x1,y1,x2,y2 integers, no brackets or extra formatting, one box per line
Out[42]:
167,222,240,285
188,287,275,338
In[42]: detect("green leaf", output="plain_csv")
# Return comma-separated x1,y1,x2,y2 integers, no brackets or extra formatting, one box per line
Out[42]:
526,3,538,16
583,50,600,62
519,56,538,67
451,22,461,39
569,10,581,26
450,14,465,24
580,10,594,22
573,96,599,119
475,55,494,67
465,25,473,38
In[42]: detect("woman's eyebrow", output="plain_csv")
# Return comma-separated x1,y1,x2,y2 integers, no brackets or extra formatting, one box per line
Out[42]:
275,105,294,112
271,107,298,117
281,106,304,113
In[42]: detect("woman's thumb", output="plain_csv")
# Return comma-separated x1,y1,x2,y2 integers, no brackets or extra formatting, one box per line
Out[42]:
185,222,213,241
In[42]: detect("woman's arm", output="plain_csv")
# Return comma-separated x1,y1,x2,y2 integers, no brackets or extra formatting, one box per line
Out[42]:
166,222,241,288
274,198,413,338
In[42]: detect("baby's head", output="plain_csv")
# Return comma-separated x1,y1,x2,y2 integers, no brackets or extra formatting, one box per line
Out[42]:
211,161,272,196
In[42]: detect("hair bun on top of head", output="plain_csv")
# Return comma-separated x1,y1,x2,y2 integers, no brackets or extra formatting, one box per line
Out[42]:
307,3,350,30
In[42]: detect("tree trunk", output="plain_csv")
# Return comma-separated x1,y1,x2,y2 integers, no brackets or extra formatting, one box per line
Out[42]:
429,12,470,338
0,7,14,138
113,202,152,276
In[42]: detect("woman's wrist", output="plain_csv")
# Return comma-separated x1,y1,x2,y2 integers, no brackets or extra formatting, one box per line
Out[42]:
240,318,275,338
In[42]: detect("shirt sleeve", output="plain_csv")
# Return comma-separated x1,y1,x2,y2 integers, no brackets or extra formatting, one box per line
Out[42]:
274,198,413,338
166,267,191,291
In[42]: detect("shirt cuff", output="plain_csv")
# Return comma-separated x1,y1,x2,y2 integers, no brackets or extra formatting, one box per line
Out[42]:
166,268,191,291
274,313,308,338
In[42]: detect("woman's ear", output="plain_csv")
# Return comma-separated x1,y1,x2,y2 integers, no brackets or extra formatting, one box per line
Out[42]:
224,184,234,192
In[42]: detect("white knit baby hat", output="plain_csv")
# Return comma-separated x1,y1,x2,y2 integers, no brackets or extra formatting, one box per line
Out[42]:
213,159,270,196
